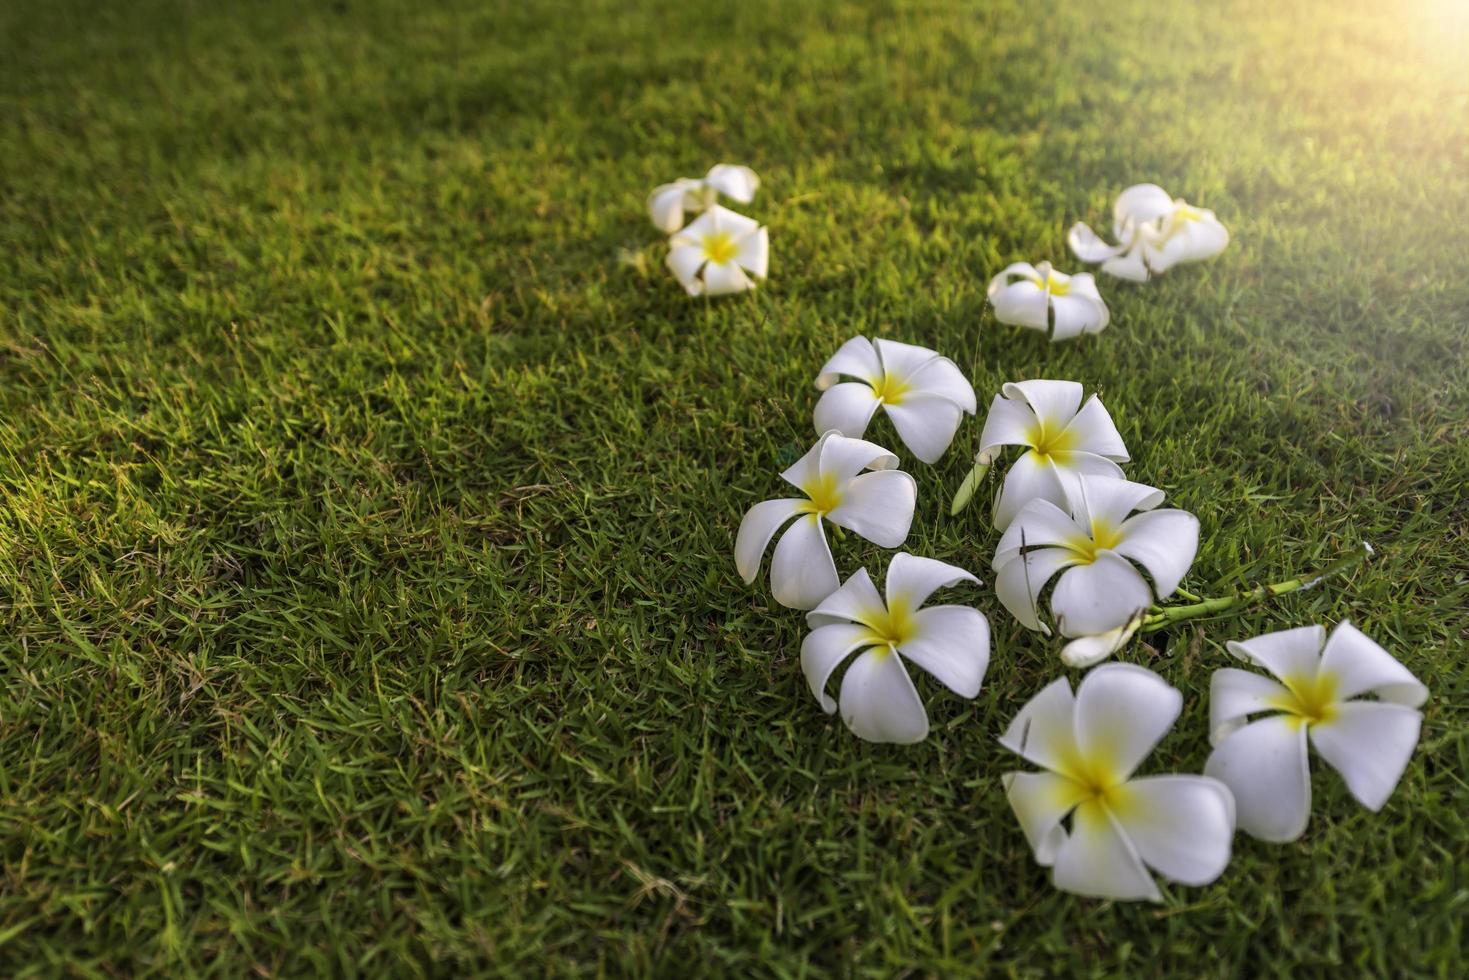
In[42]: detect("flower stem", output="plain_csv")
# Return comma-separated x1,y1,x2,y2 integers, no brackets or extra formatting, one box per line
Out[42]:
1138,541,1374,633
949,459,989,516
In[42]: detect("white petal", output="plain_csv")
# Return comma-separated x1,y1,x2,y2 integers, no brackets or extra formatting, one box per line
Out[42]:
1113,183,1177,231
1318,621,1428,707
1309,701,1423,812
884,395,965,464
648,180,696,234
988,279,1049,330
838,649,929,743
872,338,940,383
1146,211,1229,272
1001,380,1083,435
1073,664,1182,781
769,515,840,610
815,336,881,389
671,207,719,245
1051,552,1154,637
884,552,979,610
1204,716,1312,842
1042,452,1128,515
1050,291,1110,341
903,355,976,413
667,243,706,295
1059,612,1144,669
1113,509,1199,598
998,676,1082,775
1209,667,1291,744
779,434,826,493
704,204,759,239
736,225,768,280
702,259,753,296
994,546,1080,633
734,498,805,583
1052,800,1160,902
1112,776,1235,886
826,470,916,548
812,382,881,438
1226,625,1326,684
703,163,760,203
1003,771,1090,866
807,566,886,630
817,432,900,481
1069,475,1164,529
801,623,876,713
899,605,990,698
994,498,1088,566
1100,242,1150,282
1057,395,1128,461
976,392,1039,458
1067,221,1124,264
993,450,1068,531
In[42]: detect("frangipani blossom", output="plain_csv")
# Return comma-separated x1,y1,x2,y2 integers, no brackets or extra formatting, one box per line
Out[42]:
1205,622,1428,842
987,262,1109,341
735,431,916,610
1001,664,1235,901
668,205,769,296
813,337,978,464
801,554,990,743
648,164,761,234
1068,183,1229,282
993,476,1199,639
974,380,1130,530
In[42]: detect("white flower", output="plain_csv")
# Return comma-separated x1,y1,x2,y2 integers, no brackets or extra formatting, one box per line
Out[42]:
993,475,1199,638
974,380,1130,530
1068,183,1230,282
986,262,1109,341
812,337,977,464
1204,621,1428,842
735,431,916,610
647,164,761,234
1060,611,1146,669
1001,664,1236,901
801,553,990,743
667,205,769,296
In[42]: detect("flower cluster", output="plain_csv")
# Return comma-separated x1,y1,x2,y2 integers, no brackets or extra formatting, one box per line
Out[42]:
647,164,769,296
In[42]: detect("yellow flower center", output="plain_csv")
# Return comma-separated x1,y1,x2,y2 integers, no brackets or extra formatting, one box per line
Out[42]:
1069,519,1124,564
701,231,739,265
859,598,917,649
1025,420,1079,461
869,372,911,406
1028,270,1071,296
798,472,843,517
1271,671,1340,727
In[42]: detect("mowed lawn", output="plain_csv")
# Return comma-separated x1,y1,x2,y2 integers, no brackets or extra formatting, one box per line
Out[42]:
2,0,1467,974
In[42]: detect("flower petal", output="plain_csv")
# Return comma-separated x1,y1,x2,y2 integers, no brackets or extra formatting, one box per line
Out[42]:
1111,775,1235,886
899,604,990,698
671,207,719,245
1003,771,1090,866
1000,380,1083,436
1059,612,1144,669
1204,716,1312,842
995,498,1089,566
998,676,1082,776
705,204,759,239
807,566,886,630
1113,509,1200,598
1309,701,1422,812
977,392,1039,458
883,394,965,464
885,553,979,610
770,514,840,610
1209,667,1292,744
1051,552,1153,637
702,259,753,296
703,163,760,203
994,546,1080,634
817,432,900,481
736,225,769,280
815,336,881,390
903,355,977,413
1226,625,1326,684
1052,800,1160,902
1057,394,1129,462
1067,221,1124,264
1100,244,1150,282
826,470,916,548
813,382,881,438
988,279,1049,330
1073,663,1182,782
734,498,805,583
779,434,826,493
1068,475,1164,529
667,244,706,295
1050,291,1110,341
1146,210,1228,272
993,450,1068,531
872,338,940,384
648,179,698,234
1317,620,1428,707
838,648,929,743
801,623,877,713
1113,183,1178,232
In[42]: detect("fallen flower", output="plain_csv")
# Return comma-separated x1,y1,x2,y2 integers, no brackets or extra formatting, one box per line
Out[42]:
667,205,769,296
648,164,761,234
1068,183,1229,281
987,261,1110,341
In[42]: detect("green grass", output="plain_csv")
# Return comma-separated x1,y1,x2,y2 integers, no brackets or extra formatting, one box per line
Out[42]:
2,0,1467,974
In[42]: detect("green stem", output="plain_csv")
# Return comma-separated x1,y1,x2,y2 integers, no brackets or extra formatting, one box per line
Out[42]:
949,459,989,516
1139,541,1374,633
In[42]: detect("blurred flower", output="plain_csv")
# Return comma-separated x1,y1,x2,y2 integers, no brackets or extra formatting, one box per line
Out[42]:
987,261,1110,341
735,431,916,609
993,476,1198,638
1001,664,1235,901
813,336,977,464
974,380,1130,530
801,554,989,743
1205,621,1428,842
668,205,769,296
648,164,761,233
1068,183,1229,281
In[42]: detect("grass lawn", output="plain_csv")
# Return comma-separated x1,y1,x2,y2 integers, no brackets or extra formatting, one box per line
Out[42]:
3,0,1467,973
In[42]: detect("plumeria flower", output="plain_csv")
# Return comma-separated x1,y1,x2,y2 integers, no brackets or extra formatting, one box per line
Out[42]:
1204,621,1428,842
667,205,769,296
974,380,1130,530
1068,183,1229,282
986,262,1109,341
735,431,916,610
647,164,761,234
801,553,990,743
993,476,1199,639
1001,664,1235,901
812,337,978,464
